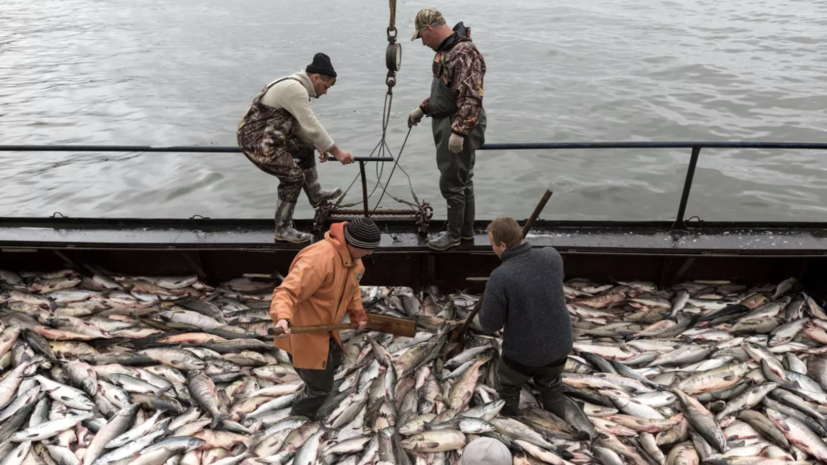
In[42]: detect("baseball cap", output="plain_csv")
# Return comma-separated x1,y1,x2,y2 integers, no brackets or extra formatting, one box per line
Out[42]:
411,7,445,41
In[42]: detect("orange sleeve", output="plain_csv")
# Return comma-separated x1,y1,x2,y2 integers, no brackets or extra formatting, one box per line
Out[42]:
270,254,326,324
347,288,368,323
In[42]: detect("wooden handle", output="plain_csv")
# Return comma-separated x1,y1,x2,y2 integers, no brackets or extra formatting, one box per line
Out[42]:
522,189,553,238
271,323,358,336
457,290,487,335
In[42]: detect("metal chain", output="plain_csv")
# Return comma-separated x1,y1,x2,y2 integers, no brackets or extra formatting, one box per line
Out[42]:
331,0,423,213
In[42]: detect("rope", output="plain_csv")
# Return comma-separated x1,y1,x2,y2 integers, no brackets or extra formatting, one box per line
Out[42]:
371,128,419,213
334,93,392,208
388,0,397,32
335,91,421,211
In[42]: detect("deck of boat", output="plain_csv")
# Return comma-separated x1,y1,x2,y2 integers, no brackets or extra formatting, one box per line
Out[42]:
2,217,826,292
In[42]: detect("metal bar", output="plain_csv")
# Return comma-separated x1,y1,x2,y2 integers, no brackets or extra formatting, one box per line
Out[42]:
0,145,394,161
480,142,827,150
2,142,827,152
359,161,369,217
5,216,827,229
330,209,420,214
671,147,701,231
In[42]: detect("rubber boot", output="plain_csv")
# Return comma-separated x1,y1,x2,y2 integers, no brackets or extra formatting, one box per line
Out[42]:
303,167,342,207
494,351,530,416
498,385,522,417
460,189,475,241
274,199,311,244
428,205,463,251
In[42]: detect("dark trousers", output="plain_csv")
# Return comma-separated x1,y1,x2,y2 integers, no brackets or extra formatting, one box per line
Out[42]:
270,145,315,203
434,116,475,230
288,338,343,419
240,126,316,203
496,353,565,416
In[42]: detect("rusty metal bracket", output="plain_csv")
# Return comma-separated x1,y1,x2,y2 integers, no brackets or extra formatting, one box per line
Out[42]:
313,204,433,235
312,202,334,235
415,203,433,235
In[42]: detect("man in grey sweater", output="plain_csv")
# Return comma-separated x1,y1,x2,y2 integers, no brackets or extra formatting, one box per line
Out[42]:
479,216,576,419
238,53,355,243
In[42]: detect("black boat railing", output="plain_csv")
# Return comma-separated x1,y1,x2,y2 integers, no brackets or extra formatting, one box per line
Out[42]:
2,141,827,231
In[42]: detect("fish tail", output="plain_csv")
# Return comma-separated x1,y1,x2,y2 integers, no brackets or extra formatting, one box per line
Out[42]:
211,412,230,429
155,385,174,397
248,420,263,433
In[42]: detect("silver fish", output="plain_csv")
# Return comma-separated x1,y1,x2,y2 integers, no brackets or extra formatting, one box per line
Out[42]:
83,404,140,465
11,413,93,441
105,409,165,449
766,408,827,462
35,375,94,410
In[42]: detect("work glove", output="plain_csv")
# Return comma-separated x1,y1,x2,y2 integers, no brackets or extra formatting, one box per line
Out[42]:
449,133,464,154
408,107,425,128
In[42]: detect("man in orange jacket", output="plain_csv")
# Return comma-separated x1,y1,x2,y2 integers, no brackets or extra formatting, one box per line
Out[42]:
269,217,381,417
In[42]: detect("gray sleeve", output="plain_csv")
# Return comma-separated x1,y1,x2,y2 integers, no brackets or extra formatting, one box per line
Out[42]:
479,272,507,333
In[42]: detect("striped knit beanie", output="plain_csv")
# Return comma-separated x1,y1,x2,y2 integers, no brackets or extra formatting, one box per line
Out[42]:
344,218,381,249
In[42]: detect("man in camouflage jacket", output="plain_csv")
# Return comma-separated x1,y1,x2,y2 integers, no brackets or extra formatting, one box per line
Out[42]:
409,8,487,251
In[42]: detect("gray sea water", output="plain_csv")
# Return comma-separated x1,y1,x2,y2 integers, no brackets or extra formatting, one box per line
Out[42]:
1,0,826,222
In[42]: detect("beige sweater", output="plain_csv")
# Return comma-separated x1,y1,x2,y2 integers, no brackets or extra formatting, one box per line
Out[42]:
260,70,336,152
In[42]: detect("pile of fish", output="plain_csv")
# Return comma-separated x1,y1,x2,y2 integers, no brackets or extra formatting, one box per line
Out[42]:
2,268,827,465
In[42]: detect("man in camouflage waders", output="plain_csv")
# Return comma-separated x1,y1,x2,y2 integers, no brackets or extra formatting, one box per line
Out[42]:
409,8,487,251
238,53,355,243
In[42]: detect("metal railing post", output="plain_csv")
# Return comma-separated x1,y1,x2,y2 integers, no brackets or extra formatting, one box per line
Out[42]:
671,147,701,231
359,161,369,217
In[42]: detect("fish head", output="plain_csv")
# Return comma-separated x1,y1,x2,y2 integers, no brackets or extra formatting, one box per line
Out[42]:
764,409,790,431
186,359,207,371
23,361,41,376
186,438,207,451
487,399,505,411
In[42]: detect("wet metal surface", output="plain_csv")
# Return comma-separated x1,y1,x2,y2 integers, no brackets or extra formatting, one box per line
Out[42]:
2,218,827,256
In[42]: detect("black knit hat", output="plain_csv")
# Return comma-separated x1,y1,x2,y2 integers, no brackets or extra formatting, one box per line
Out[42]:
306,53,337,78
345,218,381,249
